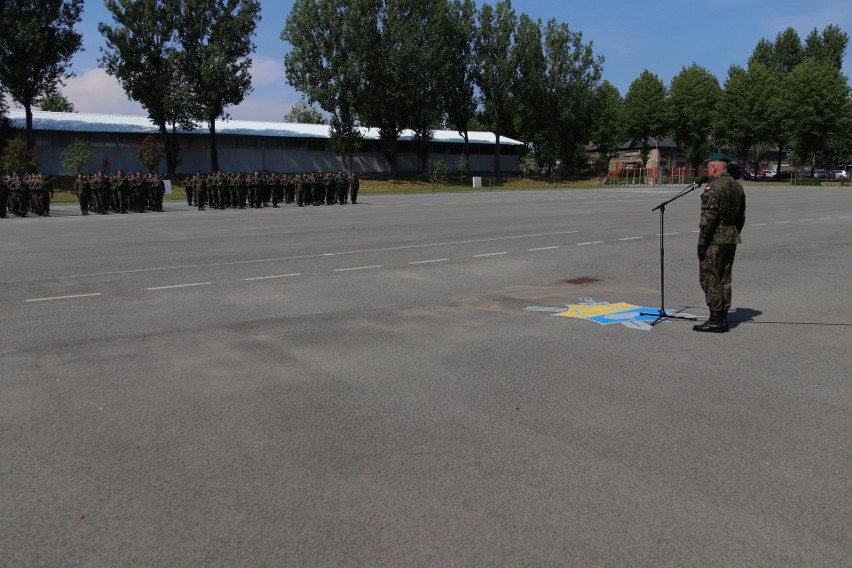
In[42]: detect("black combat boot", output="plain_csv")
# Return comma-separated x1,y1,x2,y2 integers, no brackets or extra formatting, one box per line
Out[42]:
693,310,727,333
721,309,730,332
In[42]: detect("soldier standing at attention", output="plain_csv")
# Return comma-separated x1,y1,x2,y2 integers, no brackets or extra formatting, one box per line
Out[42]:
693,153,746,333
74,174,90,215
194,171,207,211
350,172,360,204
184,175,194,206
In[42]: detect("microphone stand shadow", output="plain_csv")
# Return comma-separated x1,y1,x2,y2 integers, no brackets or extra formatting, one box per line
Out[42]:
640,178,707,326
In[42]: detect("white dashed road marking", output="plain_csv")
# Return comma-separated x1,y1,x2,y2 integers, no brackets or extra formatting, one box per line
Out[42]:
409,259,450,265
244,273,301,281
334,265,382,272
26,293,102,303
146,282,211,291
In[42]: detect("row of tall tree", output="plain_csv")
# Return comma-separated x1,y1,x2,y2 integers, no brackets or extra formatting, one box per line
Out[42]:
283,0,606,180
284,1,850,179
1,1,849,179
0,0,261,179
619,25,851,176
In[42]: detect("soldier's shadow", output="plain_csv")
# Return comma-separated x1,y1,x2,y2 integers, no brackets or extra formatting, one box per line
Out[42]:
728,308,762,329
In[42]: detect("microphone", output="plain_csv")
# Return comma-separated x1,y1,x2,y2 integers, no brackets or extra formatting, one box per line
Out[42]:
694,176,709,186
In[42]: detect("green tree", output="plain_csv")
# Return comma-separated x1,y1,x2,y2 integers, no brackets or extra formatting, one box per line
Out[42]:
667,63,721,175
623,70,668,171
442,0,478,175
455,154,469,184
539,19,603,176
1,136,38,173
59,139,91,174
589,80,624,177
358,0,449,176
748,27,805,174
136,134,162,172
283,0,368,171
777,57,850,174
36,88,76,112
511,14,546,167
474,0,517,183
716,62,778,167
0,0,83,152
175,0,260,172
804,24,848,70
428,159,447,190
283,100,327,124
99,0,195,179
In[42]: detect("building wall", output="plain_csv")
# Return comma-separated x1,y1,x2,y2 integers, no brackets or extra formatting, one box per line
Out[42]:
28,130,520,176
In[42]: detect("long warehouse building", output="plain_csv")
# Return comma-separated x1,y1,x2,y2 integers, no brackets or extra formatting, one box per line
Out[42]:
7,110,523,176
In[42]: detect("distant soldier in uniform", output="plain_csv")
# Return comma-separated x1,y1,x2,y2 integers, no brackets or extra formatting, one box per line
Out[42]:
149,174,165,211
193,171,207,211
74,173,91,215
350,172,360,204
184,175,194,206
15,174,30,216
694,153,746,333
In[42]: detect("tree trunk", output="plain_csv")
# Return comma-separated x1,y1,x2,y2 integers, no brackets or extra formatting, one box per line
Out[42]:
493,131,501,183
24,102,34,153
160,123,177,180
209,118,219,172
461,130,470,174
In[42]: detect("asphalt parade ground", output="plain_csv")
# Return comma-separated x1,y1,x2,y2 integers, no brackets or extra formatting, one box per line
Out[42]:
1,184,851,566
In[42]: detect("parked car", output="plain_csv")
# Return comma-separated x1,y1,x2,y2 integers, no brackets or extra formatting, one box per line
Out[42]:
813,168,830,179
834,169,849,179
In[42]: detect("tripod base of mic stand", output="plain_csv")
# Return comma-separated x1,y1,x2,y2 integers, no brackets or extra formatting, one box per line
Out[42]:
639,309,698,326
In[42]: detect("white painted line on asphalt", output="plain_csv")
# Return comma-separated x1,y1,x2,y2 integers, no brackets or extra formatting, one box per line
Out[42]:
818,217,832,220
797,219,814,222
528,246,559,251
656,232,679,236
1,229,584,284
619,236,644,241
26,293,102,303
474,252,508,257
334,265,382,272
751,223,768,226
840,215,851,219
777,221,791,224
146,282,211,291
244,273,302,281
372,205,388,208
577,241,605,246
409,258,450,265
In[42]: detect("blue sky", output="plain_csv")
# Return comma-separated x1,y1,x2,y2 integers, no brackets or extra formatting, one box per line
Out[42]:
37,0,852,121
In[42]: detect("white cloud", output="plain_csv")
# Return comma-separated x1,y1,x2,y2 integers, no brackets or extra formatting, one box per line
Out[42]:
63,68,146,115
250,56,285,87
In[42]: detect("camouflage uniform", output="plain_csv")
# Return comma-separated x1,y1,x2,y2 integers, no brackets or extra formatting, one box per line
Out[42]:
696,171,746,331
74,174,90,215
350,173,360,204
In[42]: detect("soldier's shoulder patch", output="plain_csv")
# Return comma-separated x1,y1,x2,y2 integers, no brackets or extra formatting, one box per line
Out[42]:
703,184,714,193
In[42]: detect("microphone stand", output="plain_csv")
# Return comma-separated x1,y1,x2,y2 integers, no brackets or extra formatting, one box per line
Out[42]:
641,178,706,326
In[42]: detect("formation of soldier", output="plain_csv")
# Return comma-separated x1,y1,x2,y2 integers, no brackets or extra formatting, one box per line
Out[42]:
0,173,54,218
184,171,360,211
73,171,167,215
1,169,361,218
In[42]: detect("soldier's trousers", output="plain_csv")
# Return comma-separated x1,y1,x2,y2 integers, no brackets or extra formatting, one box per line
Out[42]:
79,191,91,214
699,244,737,311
